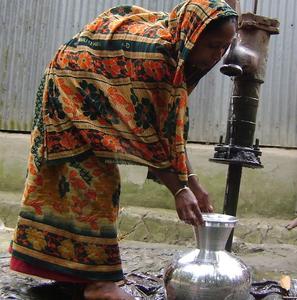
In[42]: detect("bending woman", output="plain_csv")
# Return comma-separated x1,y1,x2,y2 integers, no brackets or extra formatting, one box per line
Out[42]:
10,0,237,299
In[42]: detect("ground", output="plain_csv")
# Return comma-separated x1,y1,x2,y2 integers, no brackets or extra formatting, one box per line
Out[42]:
0,227,296,299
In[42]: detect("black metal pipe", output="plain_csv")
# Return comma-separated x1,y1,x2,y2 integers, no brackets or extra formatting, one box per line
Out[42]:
223,164,243,251
253,0,258,14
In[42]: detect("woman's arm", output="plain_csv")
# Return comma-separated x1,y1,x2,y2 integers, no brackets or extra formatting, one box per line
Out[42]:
149,167,204,226
186,152,214,213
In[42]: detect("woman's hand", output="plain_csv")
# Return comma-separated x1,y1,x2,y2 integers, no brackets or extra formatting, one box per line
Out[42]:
174,187,204,226
188,175,214,213
148,167,205,226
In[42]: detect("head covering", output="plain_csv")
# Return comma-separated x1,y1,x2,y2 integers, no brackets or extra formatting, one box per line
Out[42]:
169,0,238,85
41,0,237,182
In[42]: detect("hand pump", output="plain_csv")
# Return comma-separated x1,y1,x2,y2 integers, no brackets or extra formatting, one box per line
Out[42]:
210,0,280,251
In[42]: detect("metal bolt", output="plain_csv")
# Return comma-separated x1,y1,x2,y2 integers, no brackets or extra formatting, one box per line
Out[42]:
254,138,260,149
219,135,224,144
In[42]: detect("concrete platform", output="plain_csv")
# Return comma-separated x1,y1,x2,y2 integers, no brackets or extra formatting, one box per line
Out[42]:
118,206,297,245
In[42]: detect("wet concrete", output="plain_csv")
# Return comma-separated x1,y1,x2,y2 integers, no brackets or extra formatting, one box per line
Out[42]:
1,233,297,299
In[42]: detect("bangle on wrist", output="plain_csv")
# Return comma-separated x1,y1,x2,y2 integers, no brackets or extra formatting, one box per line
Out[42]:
174,186,190,198
188,173,197,179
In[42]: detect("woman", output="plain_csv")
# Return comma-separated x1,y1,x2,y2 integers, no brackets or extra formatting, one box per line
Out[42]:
10,0,237,299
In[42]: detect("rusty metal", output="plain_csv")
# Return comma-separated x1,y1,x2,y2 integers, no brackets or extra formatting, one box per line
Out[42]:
225,0,237,10
215,13,280,169
225,0,241,15
210,13,280,251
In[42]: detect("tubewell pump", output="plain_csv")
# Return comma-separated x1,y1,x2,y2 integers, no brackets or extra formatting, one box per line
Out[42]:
210,6,280,251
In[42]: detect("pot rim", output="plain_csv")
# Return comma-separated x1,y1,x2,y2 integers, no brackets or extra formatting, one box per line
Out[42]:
201,213,238,227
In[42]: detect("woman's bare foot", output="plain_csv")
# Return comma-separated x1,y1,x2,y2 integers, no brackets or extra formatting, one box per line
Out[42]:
286,217,297,230
83,281,134,300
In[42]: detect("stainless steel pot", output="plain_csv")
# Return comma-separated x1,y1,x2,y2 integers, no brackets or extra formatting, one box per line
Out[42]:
163,213,252,300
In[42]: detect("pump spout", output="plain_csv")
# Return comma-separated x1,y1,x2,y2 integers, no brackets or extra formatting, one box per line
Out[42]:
220,64,242,77
220,37,258,77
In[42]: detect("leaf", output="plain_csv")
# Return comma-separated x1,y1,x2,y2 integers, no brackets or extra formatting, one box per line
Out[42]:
280,274,291,291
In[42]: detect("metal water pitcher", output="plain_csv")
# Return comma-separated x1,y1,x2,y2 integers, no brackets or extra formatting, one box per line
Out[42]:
163,214,252,300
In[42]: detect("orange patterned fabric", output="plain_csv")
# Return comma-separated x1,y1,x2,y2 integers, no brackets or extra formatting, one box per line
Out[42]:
41,0,236,182
11,152,124,281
